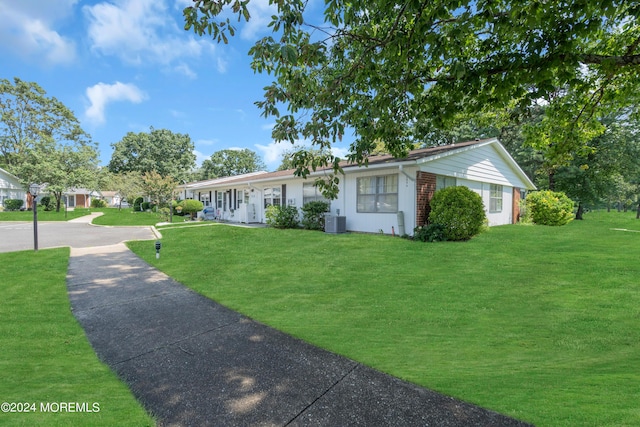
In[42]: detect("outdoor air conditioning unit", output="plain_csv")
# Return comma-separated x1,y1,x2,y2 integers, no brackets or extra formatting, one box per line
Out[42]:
325,215,346,233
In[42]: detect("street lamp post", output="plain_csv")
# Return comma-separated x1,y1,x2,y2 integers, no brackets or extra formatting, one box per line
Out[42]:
29,183,40,252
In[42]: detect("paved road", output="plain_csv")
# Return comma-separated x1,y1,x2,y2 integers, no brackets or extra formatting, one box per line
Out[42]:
0,214,158,253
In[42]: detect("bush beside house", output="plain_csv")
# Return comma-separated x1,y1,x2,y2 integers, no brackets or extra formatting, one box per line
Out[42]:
301,201,330,230
180,199,204,219
427,186,486,241
3,199,24,211
266,205,299,229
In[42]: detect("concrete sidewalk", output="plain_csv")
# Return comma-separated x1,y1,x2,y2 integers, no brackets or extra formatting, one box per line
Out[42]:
66,243,532,426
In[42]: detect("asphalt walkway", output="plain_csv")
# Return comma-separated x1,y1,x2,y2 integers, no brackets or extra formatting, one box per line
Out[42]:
67,243,532,426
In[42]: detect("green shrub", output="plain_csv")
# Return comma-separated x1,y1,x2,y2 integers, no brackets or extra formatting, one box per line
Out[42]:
133,197,143,211
91,198,107,208
524,190,574,226
172,200,185,216
428,186,486,241
180,199,204,219
3,199,24,211
413,223,447,242
266,205,299,229
39,196,56,211
301,201,330,230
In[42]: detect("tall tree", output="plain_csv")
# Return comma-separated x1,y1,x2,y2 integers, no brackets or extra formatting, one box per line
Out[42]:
108,127,196,182
0,77,98,209
199,148,265,179
554,115,640,217
277,145,332,171
104,171,143,210
14,143,99,212
140,171,177,209
185,0,640,197
0,77,93,170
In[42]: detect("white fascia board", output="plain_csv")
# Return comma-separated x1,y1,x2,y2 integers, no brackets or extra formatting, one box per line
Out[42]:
416,138,536,190
415,138,498,165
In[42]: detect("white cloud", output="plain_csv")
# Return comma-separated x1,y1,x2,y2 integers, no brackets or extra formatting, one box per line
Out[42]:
85,81,146,124
330,146,350,159
240,0,278,41
84,0,213,66
0,0,77,65
195,139,219,146
255,140,351,169
254,141,294,168
193,149,210,167
174,63,197,79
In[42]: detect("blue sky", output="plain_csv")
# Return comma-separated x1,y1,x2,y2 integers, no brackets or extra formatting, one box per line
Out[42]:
0,0,350,171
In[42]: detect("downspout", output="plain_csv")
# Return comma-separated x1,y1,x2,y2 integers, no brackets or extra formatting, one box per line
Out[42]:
399,165,416,236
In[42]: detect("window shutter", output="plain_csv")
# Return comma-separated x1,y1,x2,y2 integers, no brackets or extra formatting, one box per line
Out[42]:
282,184,287,206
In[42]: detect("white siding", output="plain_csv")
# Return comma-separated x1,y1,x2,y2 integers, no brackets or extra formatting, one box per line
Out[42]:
340,167,416,235
420,144,530,188
0,168,26,206
459,179,513,226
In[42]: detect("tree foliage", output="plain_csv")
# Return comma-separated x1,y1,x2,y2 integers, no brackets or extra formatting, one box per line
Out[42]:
199,148,265,179
106,171,143,210
185,0,640,197
0,78,98,211
140,171,178,209
108,127,196,182
0,77,93,169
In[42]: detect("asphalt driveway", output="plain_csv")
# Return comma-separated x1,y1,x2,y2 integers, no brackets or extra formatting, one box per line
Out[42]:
0,214,158,253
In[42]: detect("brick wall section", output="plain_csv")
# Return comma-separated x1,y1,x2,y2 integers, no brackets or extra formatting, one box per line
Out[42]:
416,171,437,226
512,187,521,224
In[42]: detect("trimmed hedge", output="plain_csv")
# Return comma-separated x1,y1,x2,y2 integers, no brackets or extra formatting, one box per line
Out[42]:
266,205,299,229
428,186,486,241
301,201,330,230
3,199,24,211
524,190,574,226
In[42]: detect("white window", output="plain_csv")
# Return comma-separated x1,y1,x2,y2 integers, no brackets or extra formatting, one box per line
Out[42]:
490,184,503,212
200,194,210,207
303,182,330,205
357,174,398,213
436,176,456,190
216,192,223,209
263,186,281,208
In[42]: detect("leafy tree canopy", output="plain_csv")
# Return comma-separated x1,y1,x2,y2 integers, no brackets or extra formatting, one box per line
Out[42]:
0,77,98,210
108,127,196,182
185,0,640,197
141,171,178,208
199,148,266,179
0,77,93,170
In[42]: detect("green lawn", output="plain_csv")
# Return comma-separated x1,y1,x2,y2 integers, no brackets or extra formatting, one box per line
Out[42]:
0,208,92,222
0,249,154,426
0,207,186,226
90,208,186,226
128,210,640,427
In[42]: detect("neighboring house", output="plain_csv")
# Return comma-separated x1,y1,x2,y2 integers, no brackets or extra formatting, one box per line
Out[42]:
0,167,26,208
99,191,126,207
179,138,536,235
63,188,101,208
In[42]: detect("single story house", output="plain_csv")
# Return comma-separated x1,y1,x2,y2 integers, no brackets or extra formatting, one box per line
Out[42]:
99,191,127,207
0,167,26,208
179,138,536,235
63,188,100,209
